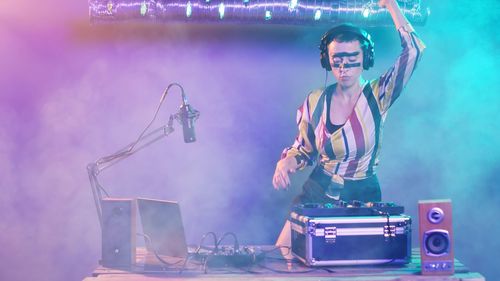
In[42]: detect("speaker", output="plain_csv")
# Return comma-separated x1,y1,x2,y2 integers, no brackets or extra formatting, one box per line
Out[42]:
418,199,454,275
101,198,136,268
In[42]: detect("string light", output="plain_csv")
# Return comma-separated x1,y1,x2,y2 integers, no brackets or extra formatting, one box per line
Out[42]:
361,0,377,18
314,9,321,20
106,1,113,13
219,3,225,19
265,10,272,20
140,1,147,16
186,1,192,18
362,7,371,18
90,0,429,26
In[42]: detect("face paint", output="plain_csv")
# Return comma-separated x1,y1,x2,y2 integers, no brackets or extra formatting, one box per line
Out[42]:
331,51,362,69
332,62,361,68
332,51,360,58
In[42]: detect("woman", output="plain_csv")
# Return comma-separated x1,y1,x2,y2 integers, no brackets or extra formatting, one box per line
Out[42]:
273,0,426,205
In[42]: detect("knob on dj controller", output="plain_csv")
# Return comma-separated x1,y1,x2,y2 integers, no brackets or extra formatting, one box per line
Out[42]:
350,200,363,207
336,200,348,207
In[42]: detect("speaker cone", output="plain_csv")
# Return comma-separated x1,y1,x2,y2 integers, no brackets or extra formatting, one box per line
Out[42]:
424,230,450,256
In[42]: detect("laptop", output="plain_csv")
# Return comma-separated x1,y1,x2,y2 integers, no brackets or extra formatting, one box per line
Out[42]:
137,198,188,258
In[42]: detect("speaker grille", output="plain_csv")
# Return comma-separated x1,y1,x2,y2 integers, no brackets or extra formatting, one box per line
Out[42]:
423,230,450,256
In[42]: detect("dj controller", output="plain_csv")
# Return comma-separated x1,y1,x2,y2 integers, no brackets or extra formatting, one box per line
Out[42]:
292,201,405,217
290,201,411,266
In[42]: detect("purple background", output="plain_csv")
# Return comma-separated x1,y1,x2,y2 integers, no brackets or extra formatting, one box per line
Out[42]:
1,0,498,280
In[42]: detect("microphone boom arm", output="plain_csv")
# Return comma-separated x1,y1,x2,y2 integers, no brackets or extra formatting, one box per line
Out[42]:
87,82,190,229
87,116,175,229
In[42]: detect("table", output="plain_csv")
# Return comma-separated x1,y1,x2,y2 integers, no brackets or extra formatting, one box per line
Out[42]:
84,247,485,281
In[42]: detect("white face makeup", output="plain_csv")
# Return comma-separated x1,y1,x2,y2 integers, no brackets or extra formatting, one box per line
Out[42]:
328,40,364,89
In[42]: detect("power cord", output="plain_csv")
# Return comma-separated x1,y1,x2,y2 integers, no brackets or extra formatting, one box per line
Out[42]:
371,208,394,241
137,233,186,268
216,232,239,253
194,231,219,254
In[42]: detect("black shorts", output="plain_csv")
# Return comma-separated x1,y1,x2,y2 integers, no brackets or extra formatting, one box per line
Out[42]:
292,166,382,205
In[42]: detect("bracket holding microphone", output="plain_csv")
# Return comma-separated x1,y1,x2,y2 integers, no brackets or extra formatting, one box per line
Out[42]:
87,82,200,229
171,84,200,143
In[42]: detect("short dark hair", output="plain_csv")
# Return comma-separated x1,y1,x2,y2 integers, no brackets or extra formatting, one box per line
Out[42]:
330,32,370,53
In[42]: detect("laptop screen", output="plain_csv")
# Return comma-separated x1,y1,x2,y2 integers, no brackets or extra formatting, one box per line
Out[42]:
137,198,188,258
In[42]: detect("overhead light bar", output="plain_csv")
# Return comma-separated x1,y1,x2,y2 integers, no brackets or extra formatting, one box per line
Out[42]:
89,0,428,26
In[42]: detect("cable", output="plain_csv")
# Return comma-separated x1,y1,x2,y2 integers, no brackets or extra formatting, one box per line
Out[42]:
385,212,392,238
216,232,239,252
321,267,337,273
256,263,319,274
323,69,329,89
194,232,219,254
178,254,196,274
258,245,295,262
370,207,393,237
137,233,186,269
379,258,397,265
191,231,219,274
261,245,291,255
190,232,219,274
96,83,184,166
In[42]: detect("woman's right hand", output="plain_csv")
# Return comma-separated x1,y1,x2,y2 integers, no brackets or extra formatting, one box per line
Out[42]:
272,156,300,190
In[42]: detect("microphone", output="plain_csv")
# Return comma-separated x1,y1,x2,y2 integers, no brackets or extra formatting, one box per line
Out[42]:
177,96,199,143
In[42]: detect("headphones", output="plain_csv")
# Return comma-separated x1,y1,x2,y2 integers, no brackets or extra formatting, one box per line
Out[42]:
319,23,375,71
